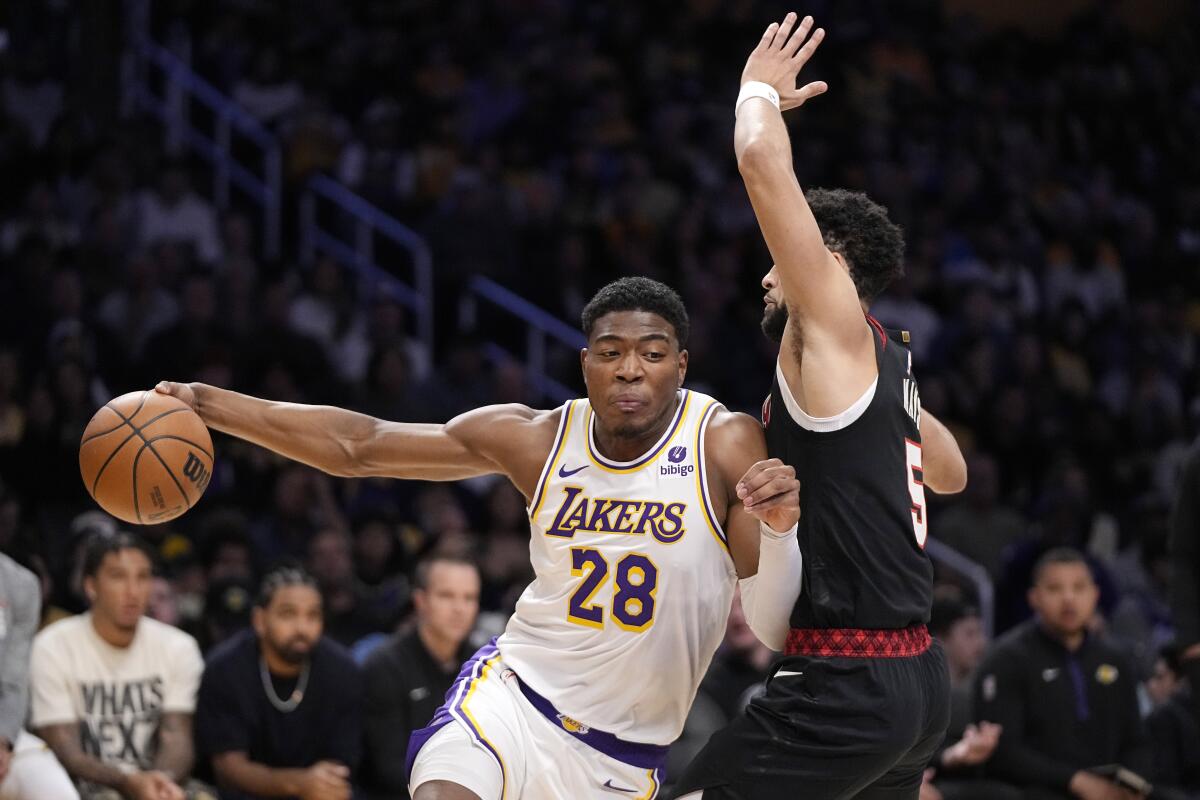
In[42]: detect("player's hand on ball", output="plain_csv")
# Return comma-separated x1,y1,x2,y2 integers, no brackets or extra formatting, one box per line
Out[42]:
155,380,197,412
742,12,828,111
737,458,800,533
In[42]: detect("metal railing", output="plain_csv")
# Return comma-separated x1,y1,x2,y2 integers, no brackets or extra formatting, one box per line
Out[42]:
126,38,282,260
299,174,435,356
926,537,995,639
459,276,585,403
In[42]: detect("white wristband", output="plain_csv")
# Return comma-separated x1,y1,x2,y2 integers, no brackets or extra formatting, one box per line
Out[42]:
736,81,781,118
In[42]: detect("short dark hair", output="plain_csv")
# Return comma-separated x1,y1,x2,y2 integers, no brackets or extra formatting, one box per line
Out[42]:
256,562,320,608
82,531,157,578
581,277,689,348
414,553,480,591
1031,547,1091,586
929,597,979,639
806,188,905,303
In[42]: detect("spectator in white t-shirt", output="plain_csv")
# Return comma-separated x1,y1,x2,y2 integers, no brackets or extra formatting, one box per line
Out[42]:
30,533,213,800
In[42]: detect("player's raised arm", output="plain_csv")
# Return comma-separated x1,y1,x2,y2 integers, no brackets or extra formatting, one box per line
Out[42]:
735,16,874,361
155,382,554,494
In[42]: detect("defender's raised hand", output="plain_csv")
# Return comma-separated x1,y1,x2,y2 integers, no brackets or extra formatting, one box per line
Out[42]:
741,12,827,111
737,458,801,533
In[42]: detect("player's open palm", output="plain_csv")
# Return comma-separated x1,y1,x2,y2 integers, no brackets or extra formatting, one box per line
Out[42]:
737,458,800,533
741,12,828,111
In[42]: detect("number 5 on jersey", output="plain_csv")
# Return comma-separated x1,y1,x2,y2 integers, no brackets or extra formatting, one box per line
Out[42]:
568,547,659,632
905,439,927,548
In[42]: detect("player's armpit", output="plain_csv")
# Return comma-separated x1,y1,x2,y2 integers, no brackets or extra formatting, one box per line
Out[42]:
920,409,967,495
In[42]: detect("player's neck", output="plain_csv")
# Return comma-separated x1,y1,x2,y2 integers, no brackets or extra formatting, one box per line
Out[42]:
417,622,460,669
592,397,679,462
90,611,138,649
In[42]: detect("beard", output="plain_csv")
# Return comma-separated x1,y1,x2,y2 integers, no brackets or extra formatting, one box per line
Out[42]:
269,635,314,665
761,303,788,343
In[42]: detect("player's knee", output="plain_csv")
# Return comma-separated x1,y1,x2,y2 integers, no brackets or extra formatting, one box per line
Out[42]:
412,779,485,800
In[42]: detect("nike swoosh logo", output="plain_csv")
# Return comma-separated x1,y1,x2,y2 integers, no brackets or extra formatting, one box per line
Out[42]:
559,464,588,478
603,780,638,793
775,669,804,678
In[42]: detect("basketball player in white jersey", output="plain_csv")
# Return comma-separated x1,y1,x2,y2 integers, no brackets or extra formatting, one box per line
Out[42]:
156,276,805,800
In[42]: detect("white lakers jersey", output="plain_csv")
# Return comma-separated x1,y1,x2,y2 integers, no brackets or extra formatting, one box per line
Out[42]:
497,389,737,746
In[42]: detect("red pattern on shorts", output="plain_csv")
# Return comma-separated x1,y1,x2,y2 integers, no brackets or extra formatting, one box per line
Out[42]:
785,624,931,658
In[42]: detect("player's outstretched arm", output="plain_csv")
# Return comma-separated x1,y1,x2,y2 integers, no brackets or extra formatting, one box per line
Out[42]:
920,409,967,495
736,16,876,386
155,382,554,491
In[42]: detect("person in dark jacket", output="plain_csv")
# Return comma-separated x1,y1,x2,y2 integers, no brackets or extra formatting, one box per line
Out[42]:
360,555,480,799
974,548,1150,800
1146,644,1200,799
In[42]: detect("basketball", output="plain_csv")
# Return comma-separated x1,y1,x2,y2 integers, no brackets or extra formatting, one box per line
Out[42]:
79,390,214,525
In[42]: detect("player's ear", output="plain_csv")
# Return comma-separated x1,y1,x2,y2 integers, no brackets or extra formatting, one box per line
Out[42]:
677,349,688,387
83,576,97,604
580,348,589,385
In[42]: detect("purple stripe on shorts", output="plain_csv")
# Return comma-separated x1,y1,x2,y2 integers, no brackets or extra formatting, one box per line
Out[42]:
405,638,501,781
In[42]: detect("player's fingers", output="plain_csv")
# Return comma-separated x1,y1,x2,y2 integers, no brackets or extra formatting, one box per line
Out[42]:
743,477,800,508
736,458,783,497
771,12,798,50
784,15,814,57
745,491,798,513
758,21,779,51
793,25,826,64
155,381,177,395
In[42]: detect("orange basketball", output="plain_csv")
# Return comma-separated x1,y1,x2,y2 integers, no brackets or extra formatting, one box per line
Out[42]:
79,390,214,525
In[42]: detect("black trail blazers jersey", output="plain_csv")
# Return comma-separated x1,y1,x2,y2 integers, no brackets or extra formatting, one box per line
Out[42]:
765,317,932,631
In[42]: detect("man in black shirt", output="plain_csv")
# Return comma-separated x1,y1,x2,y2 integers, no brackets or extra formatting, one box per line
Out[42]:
195,565,363,800
974,548,1150,800
360,555,480,799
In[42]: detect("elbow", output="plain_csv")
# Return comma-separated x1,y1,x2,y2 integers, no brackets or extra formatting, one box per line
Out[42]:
736,137,789,180
945,461,968,495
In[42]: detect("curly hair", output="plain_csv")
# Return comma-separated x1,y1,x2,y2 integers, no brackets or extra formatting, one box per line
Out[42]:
806,188,906,303
581,277,690,348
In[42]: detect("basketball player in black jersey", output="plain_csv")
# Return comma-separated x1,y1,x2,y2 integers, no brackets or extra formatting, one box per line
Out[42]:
672,13,968,800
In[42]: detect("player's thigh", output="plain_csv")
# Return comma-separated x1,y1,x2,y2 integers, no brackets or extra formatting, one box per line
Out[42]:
410,723,505,800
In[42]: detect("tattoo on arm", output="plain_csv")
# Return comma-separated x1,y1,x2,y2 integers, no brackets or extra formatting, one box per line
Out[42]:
37,723,131,791
153,713,195,782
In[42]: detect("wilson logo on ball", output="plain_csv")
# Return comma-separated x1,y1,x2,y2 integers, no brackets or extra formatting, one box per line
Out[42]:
182,452,211,492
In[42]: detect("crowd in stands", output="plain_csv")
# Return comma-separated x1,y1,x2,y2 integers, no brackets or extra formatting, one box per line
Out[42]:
2,0,1199,797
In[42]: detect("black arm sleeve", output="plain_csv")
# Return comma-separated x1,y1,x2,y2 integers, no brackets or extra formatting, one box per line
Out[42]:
1169,443,1200,648
974,648,1077,792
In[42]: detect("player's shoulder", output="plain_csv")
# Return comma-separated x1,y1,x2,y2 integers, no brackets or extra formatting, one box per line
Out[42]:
449,402,563,435
704,405,764,447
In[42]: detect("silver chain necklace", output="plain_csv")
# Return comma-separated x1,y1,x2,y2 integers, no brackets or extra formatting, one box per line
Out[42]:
259,657,310,713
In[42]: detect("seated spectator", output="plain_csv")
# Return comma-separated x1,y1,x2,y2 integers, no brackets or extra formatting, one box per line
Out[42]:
928,599,1015,800
0,551,77,800
307,527,392,646
195,565,362,800
135,161,222,266
30,533,211,800
975,547,1150,799
360,555,480,799
1145,644,1200,798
